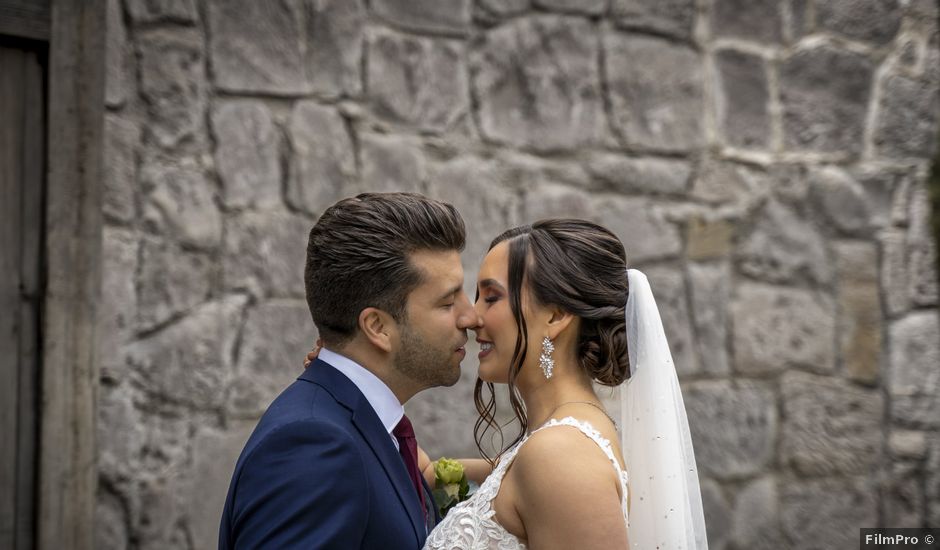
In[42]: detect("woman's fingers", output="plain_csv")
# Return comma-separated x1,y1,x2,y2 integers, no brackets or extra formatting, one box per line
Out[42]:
303,339,324,368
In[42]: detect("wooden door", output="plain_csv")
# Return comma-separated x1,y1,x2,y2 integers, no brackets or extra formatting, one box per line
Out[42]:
0,32,47,550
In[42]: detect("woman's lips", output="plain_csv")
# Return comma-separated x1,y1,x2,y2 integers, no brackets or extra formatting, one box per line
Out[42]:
478,340,493,359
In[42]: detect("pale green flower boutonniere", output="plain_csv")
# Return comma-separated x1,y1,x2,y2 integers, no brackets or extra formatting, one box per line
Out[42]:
431,458,478,517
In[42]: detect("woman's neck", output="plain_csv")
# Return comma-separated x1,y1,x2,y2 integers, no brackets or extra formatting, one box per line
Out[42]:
519,365,600,431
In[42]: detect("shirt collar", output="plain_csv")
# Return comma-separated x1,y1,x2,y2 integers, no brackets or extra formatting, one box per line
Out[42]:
318,347,404,435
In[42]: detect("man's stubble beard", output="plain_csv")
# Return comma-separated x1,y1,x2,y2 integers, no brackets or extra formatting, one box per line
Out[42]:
394,324,462,390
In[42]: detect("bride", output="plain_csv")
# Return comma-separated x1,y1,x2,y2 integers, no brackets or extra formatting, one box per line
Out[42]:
422,219,708,550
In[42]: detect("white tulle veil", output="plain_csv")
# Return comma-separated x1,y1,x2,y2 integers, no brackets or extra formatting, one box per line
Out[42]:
620,269,708,549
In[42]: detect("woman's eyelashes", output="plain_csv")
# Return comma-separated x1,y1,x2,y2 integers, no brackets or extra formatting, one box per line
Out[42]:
480,293,501,305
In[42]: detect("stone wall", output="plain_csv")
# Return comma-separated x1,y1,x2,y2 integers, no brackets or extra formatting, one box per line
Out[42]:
97,0,940,548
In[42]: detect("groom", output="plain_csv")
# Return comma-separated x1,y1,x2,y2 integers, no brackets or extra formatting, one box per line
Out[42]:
219,193,481,549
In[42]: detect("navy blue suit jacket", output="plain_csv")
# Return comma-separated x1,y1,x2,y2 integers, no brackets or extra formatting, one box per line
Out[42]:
219,359,437,549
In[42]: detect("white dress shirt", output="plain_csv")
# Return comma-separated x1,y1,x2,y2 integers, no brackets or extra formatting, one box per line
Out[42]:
318,347,404,451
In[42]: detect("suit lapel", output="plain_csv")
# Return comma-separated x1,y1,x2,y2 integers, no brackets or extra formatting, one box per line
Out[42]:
300,360,426,542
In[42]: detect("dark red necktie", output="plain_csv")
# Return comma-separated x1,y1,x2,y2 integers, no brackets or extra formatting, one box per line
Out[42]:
392,414,426,516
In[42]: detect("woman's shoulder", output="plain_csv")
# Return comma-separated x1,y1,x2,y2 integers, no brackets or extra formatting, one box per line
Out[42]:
512,417,621,488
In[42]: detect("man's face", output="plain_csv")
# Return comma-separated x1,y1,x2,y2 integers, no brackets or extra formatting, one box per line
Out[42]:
392,250,479,389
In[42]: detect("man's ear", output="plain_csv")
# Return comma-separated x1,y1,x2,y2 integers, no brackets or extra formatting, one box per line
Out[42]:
358,307,396,353
545,306,575,341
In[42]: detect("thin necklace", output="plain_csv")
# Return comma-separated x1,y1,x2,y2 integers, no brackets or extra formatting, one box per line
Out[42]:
541,400,617,429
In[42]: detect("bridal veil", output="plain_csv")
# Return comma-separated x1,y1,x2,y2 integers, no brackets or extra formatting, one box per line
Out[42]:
620,269,708,549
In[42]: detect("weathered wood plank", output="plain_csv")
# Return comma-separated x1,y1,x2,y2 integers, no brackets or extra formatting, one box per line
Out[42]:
16,44,45,550
0,44,26,550
37,0,106,549
0,0,52,41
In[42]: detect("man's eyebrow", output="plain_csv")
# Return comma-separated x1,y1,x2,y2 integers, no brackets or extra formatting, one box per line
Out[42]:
437,284,463,301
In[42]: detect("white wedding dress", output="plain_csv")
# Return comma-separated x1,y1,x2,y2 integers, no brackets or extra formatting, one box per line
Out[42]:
422,416,629,550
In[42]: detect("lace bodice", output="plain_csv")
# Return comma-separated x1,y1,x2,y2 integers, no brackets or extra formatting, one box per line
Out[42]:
422,417,629,550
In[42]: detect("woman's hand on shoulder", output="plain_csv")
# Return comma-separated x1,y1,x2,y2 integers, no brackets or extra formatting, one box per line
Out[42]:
512,427,628,550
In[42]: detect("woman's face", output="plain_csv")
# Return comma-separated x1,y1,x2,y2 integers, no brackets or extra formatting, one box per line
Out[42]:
474,241,516,383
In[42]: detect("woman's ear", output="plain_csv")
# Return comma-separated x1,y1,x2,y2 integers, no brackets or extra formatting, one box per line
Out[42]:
545,306,575,341
358,307,395,353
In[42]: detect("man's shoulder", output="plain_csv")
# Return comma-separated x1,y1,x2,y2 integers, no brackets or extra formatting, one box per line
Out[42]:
248,378,352,445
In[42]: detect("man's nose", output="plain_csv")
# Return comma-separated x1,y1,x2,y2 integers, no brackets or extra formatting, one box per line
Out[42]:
457,293,483,329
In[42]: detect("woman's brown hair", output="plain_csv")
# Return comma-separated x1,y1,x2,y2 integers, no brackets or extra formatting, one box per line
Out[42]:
474,219,631,465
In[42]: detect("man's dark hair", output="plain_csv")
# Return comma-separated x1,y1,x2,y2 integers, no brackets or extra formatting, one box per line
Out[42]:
304,192,466,346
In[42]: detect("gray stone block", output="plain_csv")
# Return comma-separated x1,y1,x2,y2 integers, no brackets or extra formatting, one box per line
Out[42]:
780,45,874,153
99,228,138,379
584,153,691,195
737,199,832,285
360,133,427,194
817,0,901,45
928,435,940,526
188,422,255,550
880,229,912,316
305,0,364,97
520,182,592,222
138,30,207,149
732,283,835,375
212,101,282,210
533,0,607,15
96,383,144,484
684,380,777,479
207,0,308,95
908,183,939,306
95,486,129,550
691,159,770,206
372,0,472,35
731,477,780,550
477,0,529,17
781,477,877,549
873,72,940,159
889,311,940,428
689,262,731,375
612,0,696,41
475,16,604,151
125,0,198,24
136,236,212,333
222,209,310,298
128,295,246,408
103,115,139,224
227,301,315,416
644,267,697,376
714,49,770,149
808,166,873,235
889,430,928,460
367,28,469,132
834,241,882,384
106,0,130,108
591,195,682,262
141,158,222,250
426,156,520,275
287,101,356,217
782,370,884,475
852,165,914,231
711,0,783,43
135,473,193,550
700,478,732,550
884,461,926,527
605,33,704,151
787,0,812,42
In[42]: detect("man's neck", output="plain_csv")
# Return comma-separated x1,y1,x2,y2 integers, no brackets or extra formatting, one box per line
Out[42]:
332,343,419,404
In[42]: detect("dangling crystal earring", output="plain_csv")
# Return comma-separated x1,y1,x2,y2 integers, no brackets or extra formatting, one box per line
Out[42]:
539,337,555,379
